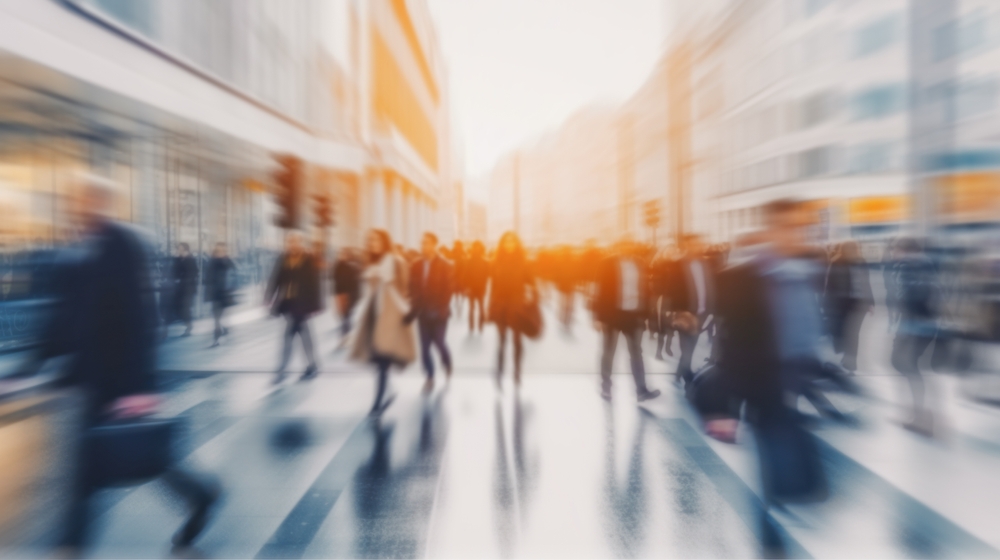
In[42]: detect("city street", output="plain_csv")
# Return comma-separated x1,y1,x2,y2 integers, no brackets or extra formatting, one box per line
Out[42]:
21,298,1000,559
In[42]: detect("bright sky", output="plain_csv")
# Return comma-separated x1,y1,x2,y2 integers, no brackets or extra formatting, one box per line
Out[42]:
427,0,666,197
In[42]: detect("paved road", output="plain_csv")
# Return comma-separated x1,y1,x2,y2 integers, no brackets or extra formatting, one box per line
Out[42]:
7,296,1000,558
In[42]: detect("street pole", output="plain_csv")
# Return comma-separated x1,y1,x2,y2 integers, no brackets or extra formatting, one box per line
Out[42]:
667,43,691,244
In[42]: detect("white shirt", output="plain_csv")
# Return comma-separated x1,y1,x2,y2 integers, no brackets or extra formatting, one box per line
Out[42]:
689,259,707,315
619,259,640,311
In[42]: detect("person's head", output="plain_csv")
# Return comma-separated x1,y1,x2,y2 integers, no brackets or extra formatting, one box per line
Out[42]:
614,235,636,256
421,232,439,259
75,172,120,230
470,240,486,258
453,240,464,254
763,198,814,256
213,242,227,258
497,231,524,257
177,242,190,256
285,230,304,256
682,234,706,257
839,240,861,262
365,229,393,263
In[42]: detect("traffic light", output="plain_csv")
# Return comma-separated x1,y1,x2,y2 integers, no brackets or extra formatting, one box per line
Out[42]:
643,200,661,229
313,192,334,229
271,153,303,229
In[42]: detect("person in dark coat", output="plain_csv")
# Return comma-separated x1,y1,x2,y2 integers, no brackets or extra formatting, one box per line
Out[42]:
488,231,536,388
171,242,199,336
406,232,455,393
15,174,219,554
823,241,873,372
266,230,323,383
204,242,236,347
593,238,661,402
332,247,362,341
450,240,468,318
666,234,716,386
465,241,490,334
715,199,830,556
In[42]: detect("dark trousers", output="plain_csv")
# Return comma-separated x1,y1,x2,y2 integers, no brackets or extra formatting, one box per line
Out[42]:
469,294,486,332
62,433,217,548
418,316,452,379
676,330,699,383
600,321,649,395
277,314,317,372
211,301,226,342
891,332,935,417
497,324,523,380
372,355,393,410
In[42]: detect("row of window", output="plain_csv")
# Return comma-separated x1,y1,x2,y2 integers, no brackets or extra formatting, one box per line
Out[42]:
722,141,902,195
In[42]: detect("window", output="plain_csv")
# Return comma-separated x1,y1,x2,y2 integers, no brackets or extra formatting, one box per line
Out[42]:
801,91,839,128
800,146,835,178
847,142,897,174
851,84,906,120
854,15,900,58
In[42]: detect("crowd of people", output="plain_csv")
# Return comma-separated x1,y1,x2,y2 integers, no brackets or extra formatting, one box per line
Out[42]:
4,170,965,557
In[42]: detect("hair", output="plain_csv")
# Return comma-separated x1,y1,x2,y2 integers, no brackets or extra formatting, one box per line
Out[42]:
470,240,486,257
763,198,803,224
77,171,120,199
423,232,439,245
367,229,393,264
496,230,525,260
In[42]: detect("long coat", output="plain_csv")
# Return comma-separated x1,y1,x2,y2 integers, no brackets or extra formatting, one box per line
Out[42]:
488,252,533,328
265,253,322,317
349,254,417,366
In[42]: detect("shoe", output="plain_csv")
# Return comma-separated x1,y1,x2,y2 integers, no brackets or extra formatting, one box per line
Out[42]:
182,328,192,337
422,378,434,395
369,393,396,416
300,365,318,381
272,372,287,385
637,389,661,402
209,341,220,348
600,386,612,401
171,479,221,549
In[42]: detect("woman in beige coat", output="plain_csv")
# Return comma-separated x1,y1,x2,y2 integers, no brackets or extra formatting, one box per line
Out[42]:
349,229,416,415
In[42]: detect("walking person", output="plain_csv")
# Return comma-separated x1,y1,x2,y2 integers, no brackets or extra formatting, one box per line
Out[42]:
332,247,362,344
824,241,873,373
17,174,220,555
715,199,830,556
466,240,490,334
593,238,661,402
171,242,199,336
889,237,940,436
266,230,322,383
667,234,716,386
204,242,235,347
406,232,455,393
451,240,468,318
349,229,416,415
489,231,536,389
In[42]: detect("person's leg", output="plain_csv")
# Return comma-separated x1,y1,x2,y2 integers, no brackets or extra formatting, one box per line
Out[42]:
371,357,393,413
677,331,698,383
892,333,932,427
497,324,508,377
212,302,224,343
418,318,435,379
476,296,486,331
161,467,221,548
60,437,96,550
513,329,524,383
623,325,650,395
298,316,318,373
432,317,453,375
841,305,865,372
275,314,296,376
600,325,618,395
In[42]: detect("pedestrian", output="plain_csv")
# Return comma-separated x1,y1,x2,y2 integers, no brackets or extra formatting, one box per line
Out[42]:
451,240,468,318
349,229,416,415
488,231,536,389
171,242,199,336
889,237,940,436
18,173,219,555
593,237,661,402
265,230,322,383
554,246,577,332
714,198,830,556
406,232,455,393
204,242,236,347
466,240,490,333
823,241,873,373
667,234,716,386
332,247,362,343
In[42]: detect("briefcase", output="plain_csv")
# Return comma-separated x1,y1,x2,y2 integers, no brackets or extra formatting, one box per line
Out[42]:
84,417,184,488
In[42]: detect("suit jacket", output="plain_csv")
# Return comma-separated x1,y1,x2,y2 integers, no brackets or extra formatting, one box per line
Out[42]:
265,253,322,317
667,256,715,318
715,261,786,415
60,221,159,420
408,255,454,321
593,255,649,327
465,255,489,297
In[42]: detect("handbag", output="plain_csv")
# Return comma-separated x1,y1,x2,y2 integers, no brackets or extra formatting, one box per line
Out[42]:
755,414,828,504
84,416,184,488
517,297,543,340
